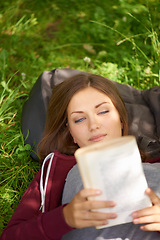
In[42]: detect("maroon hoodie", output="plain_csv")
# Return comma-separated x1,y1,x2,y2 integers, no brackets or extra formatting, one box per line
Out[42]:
0,151,76,240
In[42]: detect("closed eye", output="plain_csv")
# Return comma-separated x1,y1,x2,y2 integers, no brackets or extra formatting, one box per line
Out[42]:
98,110,109,115
75,117,86,123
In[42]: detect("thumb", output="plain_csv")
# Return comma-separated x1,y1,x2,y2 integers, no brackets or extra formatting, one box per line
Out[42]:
145,188,160,206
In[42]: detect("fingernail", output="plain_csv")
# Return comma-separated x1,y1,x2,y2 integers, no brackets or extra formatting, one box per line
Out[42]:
145,188,151,194
132,212,137,218
133,218,139,224
95,190,102,194
111,213,117,219
109,202,116,207
103,220,108,225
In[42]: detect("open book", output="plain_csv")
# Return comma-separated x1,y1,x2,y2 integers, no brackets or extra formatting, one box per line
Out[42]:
75,136,151,228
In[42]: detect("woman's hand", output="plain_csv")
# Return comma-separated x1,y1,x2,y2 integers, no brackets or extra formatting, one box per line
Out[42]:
63,188,117,229
132,188,160,231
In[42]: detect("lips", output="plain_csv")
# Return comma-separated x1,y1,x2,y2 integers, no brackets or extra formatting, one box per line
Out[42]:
89,134,107,142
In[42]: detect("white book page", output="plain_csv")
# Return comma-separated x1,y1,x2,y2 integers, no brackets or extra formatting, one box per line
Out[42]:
75,136,151,228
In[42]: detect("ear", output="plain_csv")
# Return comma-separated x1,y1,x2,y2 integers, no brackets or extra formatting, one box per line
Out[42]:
70,132,77,144
73,137,77,144
120,118,123,129
120,120,123,135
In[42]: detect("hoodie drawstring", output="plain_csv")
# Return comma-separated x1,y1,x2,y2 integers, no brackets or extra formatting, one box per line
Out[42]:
39,152,54,212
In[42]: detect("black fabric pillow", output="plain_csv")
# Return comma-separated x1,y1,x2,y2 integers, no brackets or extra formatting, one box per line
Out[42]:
21,68,160,161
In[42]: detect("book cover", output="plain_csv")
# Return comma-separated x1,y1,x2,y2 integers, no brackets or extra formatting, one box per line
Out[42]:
75,136,151,228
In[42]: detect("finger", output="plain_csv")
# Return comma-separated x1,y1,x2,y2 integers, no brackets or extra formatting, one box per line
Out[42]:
78,199,116,211
75,189,116,209
140,223,160,232
75,219,109,228
74,215,117,229
79,210,117,221
133,214,160,225
75,188,102,201
145,188,160,205
132,205,160,219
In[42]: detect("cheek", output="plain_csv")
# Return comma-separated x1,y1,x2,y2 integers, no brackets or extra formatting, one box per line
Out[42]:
113,118,123,136
68,125,75,139
104,113,122,134
69,123,83,139
69,124,88,146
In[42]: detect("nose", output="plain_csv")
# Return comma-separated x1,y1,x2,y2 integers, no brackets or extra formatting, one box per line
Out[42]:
88,115,100,131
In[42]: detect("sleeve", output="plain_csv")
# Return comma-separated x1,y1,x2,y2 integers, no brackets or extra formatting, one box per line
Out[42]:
62,164,83,205
0,171,73,240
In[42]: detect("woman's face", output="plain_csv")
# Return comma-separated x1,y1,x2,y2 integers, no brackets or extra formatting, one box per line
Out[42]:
67,87,122,148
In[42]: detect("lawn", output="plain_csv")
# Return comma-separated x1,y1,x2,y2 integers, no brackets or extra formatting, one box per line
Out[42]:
0,0,160,233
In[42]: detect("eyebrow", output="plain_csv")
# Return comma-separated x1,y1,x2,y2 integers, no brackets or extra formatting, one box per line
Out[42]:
71,102,110,115
95,101,110,108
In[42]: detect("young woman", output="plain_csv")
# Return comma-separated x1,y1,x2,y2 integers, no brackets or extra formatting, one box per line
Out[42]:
1,74,160,240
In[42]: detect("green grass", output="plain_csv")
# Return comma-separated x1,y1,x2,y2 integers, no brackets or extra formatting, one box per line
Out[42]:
0,0,160,233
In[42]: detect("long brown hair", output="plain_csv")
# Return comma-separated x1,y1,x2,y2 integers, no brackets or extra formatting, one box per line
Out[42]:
38,73,128,160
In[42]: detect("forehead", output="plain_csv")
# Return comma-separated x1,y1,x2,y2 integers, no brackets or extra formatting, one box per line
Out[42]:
67,87,113,112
